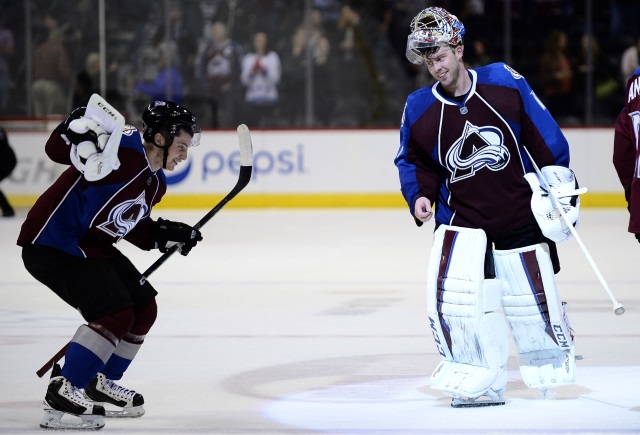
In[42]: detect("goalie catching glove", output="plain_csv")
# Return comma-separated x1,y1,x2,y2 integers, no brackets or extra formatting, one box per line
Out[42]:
62,94,125,182
524,166,587,243
153,218,203,256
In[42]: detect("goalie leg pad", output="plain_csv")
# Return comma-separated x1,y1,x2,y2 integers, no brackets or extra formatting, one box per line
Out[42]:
494,243,576,388
427,225,509,400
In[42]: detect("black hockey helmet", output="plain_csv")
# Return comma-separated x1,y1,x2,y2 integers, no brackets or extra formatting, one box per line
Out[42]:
142,100,201,148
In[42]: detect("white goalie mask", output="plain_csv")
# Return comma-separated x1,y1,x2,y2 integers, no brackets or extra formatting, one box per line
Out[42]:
405,7,465,65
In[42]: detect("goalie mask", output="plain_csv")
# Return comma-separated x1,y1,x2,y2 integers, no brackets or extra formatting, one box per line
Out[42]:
405,7,465,65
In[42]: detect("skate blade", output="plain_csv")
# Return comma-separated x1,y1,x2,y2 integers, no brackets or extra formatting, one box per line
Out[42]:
451,399,506,408
40,409,105,430
104,404,145,418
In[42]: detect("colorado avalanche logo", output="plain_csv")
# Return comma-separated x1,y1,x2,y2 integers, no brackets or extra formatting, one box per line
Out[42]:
96,191,149,239
445,121,510,182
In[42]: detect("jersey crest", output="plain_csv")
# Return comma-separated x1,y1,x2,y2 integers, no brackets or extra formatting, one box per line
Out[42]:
445,120,510,182
96,191,149,240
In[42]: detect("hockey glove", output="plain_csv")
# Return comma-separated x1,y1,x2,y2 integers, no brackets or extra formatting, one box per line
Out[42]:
524,167,586,244
153,218,203,256
61,106,87,145
67,117,109,163
63,95,125,181
635,234,640,244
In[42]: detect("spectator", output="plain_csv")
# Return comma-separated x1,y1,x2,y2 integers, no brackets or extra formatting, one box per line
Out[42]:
132,40,184,104
0,126,16,217
31,14,71,117
573,34,620,123
153,1,200,82
467,38,493,68
72,52,100,108
620,37,640,85
312,35,335,126
331,5,369,126
539,30,575,123
279,27,307,126
240,31,281,128
0,15,14,114
196,21,243,128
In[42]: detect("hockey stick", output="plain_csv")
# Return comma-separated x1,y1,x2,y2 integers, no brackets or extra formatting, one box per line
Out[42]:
36,125,254,378
139,124,253,284
524,147,625,316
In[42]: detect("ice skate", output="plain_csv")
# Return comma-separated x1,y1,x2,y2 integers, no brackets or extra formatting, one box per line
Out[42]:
40,364,105,430
451,389,506,408
84,373,145,418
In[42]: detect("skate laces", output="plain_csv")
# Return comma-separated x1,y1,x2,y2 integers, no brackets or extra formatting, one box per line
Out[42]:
102,377,137,401
60,378,93,407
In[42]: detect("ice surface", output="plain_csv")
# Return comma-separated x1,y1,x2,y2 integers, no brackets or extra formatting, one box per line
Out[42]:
1,209,638,434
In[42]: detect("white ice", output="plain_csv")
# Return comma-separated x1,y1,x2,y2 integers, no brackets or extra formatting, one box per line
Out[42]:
1,208,639,434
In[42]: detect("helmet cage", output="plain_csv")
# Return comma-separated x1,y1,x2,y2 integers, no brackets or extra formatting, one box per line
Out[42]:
405,7,465,65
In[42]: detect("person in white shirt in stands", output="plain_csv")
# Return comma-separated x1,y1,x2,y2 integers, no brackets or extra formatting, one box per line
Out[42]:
240,31,281,127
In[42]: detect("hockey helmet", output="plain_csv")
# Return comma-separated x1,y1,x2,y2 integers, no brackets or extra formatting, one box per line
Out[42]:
405,7,465,65
142,100,201,148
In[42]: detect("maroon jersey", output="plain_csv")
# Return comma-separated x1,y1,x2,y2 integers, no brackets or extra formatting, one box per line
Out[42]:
17,124,166,258
613,67,640,234
395,63,570,233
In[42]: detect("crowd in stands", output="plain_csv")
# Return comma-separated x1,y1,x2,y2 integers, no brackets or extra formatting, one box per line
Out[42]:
0,0,638,128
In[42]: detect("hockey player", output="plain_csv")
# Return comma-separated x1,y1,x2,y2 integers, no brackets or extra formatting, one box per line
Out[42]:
0,126,16,217
613,66,640,242
18,95,204,430
395,7,583,407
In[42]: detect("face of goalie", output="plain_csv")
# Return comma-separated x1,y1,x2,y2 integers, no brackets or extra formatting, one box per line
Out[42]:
424,44,467,96
148,130,191,171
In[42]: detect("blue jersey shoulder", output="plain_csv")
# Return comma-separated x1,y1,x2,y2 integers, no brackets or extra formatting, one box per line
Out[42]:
404,85,438,128
474,62,528,88
120,126,144,153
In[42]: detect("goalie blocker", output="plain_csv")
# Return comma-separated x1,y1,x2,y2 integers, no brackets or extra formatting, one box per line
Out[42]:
427,225,575,407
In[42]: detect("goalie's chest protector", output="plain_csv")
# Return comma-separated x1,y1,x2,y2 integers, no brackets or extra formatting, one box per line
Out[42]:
411,70,533,232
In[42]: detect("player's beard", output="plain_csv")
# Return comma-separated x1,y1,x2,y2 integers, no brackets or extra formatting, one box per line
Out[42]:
440,61,462,91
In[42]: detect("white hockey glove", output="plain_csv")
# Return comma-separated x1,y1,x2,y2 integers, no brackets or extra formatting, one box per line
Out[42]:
64,94,125,181
67,117,108,163
524,166,587,243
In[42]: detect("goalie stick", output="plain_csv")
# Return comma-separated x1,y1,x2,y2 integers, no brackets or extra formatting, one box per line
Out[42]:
524,147,625,316
36,125,254,378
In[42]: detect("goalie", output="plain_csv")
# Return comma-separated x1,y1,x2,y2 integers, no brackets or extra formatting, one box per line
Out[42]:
17,95,204,430
394,7,584,407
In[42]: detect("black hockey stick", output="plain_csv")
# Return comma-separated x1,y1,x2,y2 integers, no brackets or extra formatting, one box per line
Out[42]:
139,124,253,284
36,125,254,378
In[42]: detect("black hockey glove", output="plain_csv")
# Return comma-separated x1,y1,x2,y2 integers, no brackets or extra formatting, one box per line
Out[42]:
153,218,203,256
635,233,640,244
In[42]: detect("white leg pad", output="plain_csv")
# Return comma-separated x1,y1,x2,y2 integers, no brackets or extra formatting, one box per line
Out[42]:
494,243,576,389
427,225,509,399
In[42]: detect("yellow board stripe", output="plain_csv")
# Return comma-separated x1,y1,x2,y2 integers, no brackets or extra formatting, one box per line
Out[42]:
7,192,627,209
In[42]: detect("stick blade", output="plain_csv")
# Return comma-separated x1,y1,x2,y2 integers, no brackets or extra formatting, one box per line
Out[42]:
237,124,253,167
